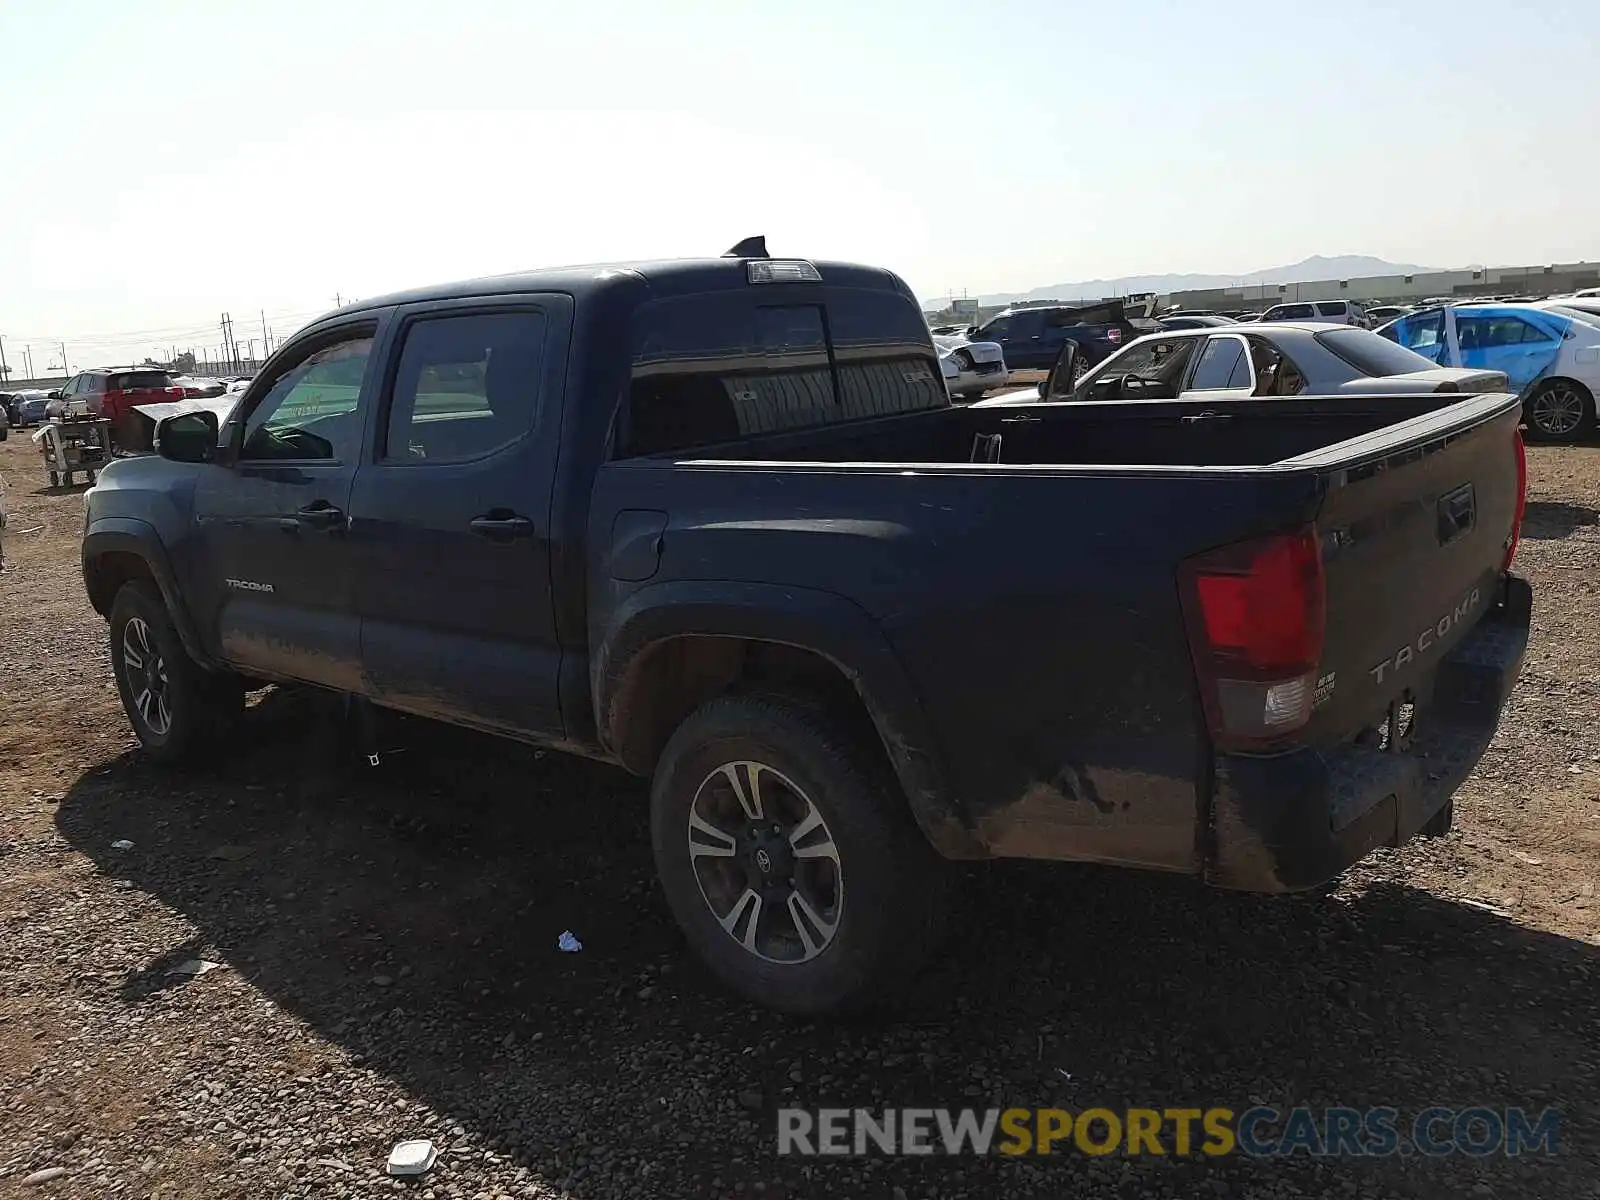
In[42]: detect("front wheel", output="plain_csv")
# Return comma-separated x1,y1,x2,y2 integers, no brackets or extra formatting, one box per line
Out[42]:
650,692,949,1015
109,580,243,763
1524,379,1595,443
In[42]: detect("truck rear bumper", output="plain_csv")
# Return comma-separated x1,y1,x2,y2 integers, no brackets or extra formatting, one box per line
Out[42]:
1206,574,1531,893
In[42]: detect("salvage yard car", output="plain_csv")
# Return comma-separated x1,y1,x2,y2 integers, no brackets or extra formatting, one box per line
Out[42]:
82,243,1532,1015
1379,303,1600,441
932,332,1007,400
976,323,1508,407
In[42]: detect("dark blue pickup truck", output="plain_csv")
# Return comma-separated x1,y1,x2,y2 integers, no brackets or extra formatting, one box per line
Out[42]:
82,243,1531,1014
968,300,1159,372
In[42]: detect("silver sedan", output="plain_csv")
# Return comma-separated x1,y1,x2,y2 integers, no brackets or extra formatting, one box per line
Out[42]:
974,323,1508,407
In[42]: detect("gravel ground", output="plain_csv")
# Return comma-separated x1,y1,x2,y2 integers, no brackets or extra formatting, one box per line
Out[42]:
1,432,1598,1199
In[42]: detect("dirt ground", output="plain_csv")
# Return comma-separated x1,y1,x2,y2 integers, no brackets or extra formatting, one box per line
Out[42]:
1,429,1597,1199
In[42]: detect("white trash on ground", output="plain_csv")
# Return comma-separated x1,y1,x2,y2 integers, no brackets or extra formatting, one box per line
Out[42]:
386,1139,438,1177
110,840,134,851
556,930,583,953
169,959,225,977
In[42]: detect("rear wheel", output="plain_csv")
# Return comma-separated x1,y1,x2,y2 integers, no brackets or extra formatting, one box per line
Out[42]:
650,691,949,1015
109,580,243,764
1523,379,1594,443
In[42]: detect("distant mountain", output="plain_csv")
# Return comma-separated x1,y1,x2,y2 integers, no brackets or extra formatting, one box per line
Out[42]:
938,255,1441,308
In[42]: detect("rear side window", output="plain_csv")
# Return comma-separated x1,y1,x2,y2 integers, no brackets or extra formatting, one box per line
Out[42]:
1270,304,1315,320
1315,301,1348,317
109,371,172,391
623,288,943,456
383,312,548,462
1315,328,1440,376
1188,335,1252,390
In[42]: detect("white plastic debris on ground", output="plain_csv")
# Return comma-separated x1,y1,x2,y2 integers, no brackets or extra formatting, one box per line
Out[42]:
386,1139,438,1177
557,930,583,952
110,839,134,851
168,959,225,977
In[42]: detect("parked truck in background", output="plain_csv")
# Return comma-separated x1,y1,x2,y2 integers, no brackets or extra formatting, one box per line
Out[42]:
82,243,1531,1014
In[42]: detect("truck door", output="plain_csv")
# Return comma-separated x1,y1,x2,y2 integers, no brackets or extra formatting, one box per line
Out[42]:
192,322,379,691
348,297,571,738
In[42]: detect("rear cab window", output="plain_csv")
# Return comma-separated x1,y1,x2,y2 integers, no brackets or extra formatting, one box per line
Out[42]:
622,285,943,457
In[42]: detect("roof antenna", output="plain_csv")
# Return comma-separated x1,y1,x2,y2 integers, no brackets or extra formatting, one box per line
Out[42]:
723,235,768,259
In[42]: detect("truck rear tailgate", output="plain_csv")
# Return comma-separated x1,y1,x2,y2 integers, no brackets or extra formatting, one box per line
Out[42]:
1293,392,1525,750
1202,391,1530,891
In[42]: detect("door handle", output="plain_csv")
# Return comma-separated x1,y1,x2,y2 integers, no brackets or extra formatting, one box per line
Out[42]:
470,511,535,543
295,502,344,531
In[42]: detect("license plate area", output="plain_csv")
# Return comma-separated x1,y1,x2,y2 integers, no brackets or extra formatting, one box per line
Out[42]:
1356,688,1422,754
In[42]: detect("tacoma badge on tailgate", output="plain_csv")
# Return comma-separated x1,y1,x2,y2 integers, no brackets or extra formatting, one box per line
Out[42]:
1368,587,1482,685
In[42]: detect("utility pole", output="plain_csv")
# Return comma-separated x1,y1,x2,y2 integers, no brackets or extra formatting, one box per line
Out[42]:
25,345,35,378
334,292,342,308
0,333,8,382
261,309,270,356
59,342,69,375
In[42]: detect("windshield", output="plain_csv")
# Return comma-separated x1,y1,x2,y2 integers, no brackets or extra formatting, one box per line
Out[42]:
1316,328,1443,376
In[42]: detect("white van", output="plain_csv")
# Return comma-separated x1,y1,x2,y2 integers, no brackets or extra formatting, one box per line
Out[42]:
1258,299,1370,327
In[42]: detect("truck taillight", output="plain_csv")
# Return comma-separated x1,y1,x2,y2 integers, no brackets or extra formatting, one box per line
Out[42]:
1504,428,1527,572
167,386,185,400
1106,328,1123,344
1180,527,1326,746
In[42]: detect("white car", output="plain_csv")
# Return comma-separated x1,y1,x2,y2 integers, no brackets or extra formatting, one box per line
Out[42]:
932,334,1007,401
1378,303,1600,441
1257,299,1371,327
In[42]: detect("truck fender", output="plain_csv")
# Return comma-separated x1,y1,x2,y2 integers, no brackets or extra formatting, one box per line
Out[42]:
82,518,214,669
593,579,987,859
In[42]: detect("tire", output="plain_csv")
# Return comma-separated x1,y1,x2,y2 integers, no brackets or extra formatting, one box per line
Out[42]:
1419,798,1454,838
1523,378,1595,443
109,580,243,764
650,691,949,1015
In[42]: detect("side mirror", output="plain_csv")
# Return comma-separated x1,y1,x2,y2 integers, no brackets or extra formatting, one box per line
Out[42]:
155,410,219,463
46,389,62,400
1090,376,1124,401
1036,380,1049,398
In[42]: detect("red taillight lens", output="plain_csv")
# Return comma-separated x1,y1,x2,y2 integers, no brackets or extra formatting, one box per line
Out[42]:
1181,527,1326,746
168,386,185,400
1106,327,1123,344
1504,428,1527,572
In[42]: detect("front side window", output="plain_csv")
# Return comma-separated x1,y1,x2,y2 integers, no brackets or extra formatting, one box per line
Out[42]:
1389,311,1444,351
383,312,547,462
240,333,373,461
976,316,1011,340
1269,304,1315,320
1083,337,1198,398
1315,301,1348,317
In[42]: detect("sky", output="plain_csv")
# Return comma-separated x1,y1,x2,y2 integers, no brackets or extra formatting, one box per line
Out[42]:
2,0,1598,372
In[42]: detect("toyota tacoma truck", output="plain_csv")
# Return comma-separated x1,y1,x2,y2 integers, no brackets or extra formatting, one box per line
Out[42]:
82,241,1532,1015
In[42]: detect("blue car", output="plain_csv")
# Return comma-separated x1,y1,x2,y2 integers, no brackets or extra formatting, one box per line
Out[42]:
1378,304,1600,441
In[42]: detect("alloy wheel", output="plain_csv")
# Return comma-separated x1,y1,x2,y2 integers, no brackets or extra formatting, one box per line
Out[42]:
686,760,843,964
121,616,172,736
1530,383,1586,437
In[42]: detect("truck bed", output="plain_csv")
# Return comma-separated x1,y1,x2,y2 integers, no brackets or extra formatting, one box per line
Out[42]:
683,391,1497,470
593,389,1527,886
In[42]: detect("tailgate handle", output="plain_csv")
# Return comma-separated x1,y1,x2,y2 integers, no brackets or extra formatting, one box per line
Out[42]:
1437,484,1476,546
